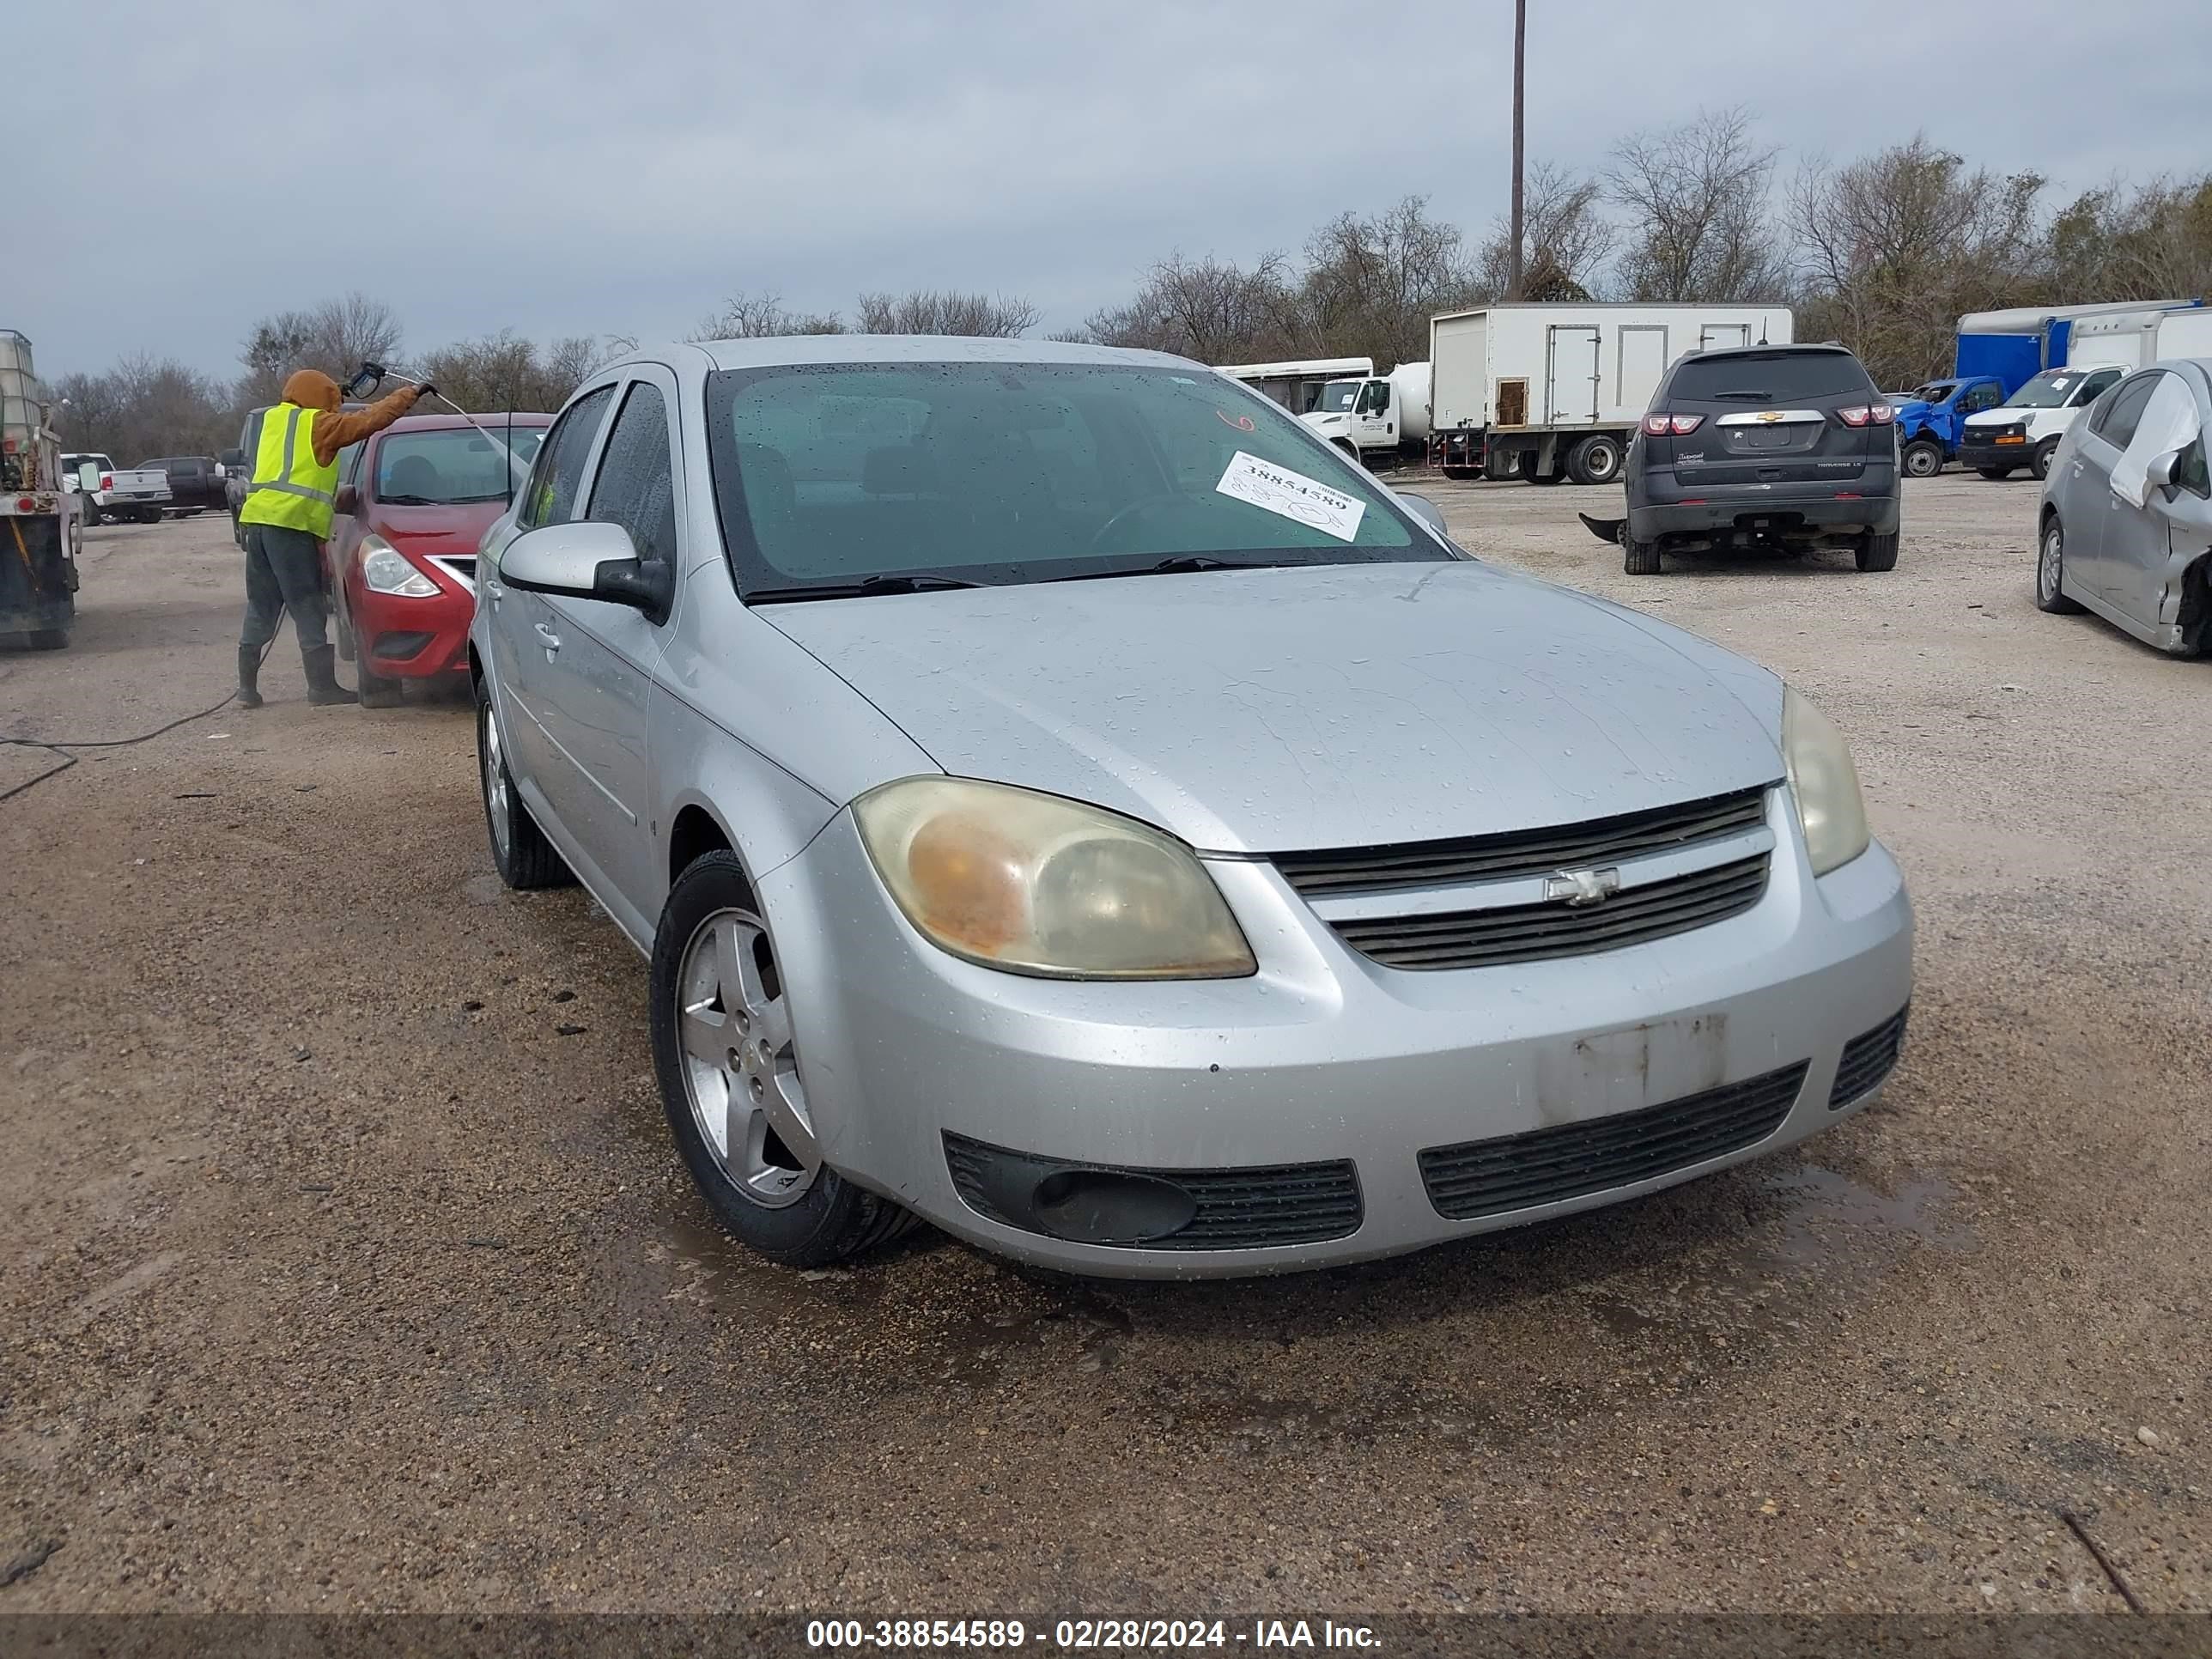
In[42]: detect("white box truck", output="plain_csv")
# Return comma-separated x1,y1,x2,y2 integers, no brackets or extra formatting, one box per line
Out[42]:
1216,356,1374,416
1428,303,1794,484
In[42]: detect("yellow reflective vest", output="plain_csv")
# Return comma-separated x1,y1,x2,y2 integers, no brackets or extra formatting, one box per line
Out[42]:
240,404,339,538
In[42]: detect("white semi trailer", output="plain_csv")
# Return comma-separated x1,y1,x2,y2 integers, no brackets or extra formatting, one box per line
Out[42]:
1428,303,1795,484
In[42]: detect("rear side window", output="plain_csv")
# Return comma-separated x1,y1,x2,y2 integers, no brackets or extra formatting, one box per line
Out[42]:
520,385,616,529
585,382,678,566
2090,374,2160,447
1668,351,1872,403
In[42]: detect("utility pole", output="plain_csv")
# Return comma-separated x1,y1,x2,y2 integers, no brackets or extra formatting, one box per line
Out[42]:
1508,0,1526,301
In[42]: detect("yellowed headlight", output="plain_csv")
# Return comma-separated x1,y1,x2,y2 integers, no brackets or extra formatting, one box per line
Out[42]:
1784,687,1871,876
854,778,1256,979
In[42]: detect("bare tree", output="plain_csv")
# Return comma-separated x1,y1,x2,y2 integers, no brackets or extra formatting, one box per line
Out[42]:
1298,196,1487,365
1790,136,2046,386
413,331,631,413
691,291,847,340
2046,173,2212,302
854,290,1041,337
1607,107,1787,301
54,355,234,462
1479,162,1615,300
1078,252,1303,363
239,292,404,404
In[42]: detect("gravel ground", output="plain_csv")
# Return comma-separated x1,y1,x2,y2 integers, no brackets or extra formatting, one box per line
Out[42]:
0,480,2204,1619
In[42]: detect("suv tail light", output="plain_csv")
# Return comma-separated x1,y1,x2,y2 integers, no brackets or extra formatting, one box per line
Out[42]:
1837,404,1896,428
1642,413,1705,436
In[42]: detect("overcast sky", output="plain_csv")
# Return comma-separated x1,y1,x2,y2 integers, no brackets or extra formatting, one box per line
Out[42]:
22,0,2209,382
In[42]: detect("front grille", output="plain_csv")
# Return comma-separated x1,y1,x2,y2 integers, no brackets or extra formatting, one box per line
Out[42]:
943,1132,1362,1250
1332,854,1768,971
1273,787,1771,897
1830,1005,1909,1107
1419,1061,1809,1221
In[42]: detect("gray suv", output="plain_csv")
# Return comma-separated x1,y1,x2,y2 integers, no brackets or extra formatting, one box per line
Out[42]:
1619,343,1902,574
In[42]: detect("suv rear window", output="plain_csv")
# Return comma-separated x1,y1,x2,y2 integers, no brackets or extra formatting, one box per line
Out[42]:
1668,350,1872,403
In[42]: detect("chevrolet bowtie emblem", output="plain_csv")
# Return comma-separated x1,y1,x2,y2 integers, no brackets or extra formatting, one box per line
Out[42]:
1757,410,1784,422
1544,867,1622,907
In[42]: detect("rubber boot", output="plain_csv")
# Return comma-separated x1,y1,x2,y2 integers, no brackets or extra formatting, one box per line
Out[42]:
302,645,358,707
236,646,264,709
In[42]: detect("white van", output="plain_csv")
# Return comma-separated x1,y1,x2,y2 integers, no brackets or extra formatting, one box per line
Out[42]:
1958,362,2130,480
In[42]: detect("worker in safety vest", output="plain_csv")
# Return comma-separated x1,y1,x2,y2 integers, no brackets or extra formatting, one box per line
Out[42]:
235,368,426,708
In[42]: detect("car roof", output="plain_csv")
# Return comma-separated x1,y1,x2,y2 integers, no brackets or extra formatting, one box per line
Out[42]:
682,334,1202,374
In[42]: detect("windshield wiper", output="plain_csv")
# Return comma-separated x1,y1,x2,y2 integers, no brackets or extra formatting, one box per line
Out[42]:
745,574,987,604
380,493,441,506
1047,555,1290,583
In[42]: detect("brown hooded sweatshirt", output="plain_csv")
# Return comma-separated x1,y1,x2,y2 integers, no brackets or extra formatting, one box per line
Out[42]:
276,369,425,466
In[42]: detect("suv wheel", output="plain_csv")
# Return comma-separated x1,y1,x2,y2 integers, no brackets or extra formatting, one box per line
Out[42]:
1566,434,1623,485
477,685,572,889
1901,439,1943,478
2036,517,2084,614
1623,538,1663,575
650,851,919,1267
1856,532,1900,572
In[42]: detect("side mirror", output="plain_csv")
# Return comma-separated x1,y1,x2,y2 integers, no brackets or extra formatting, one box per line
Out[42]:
334,484,359,516
501,520,671,617
220,448,246,470
2146,451,2179,492
77,461,102,493
1393,490,1449,539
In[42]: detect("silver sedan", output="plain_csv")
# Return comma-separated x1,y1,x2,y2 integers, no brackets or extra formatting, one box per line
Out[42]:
2037,356,2212,657
468,336,1912,1278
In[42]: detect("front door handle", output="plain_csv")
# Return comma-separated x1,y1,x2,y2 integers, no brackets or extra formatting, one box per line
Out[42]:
484,578,505,605
535,623,562,653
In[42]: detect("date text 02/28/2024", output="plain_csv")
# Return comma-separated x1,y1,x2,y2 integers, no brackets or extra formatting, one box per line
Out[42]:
805,1620,1382,1650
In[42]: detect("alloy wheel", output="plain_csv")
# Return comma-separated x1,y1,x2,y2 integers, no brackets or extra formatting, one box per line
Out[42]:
2039,524,2063,604
480,701,513,860
675,909,820,1208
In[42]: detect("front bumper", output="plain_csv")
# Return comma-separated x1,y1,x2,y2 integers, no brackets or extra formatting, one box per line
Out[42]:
350,582,474,678
1959,436,2032,471
759,793,1914,1278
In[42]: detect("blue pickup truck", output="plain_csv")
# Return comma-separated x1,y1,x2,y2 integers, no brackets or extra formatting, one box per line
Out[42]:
1889,376,2007,477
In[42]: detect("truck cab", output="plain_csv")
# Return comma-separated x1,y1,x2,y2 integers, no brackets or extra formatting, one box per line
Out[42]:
1959,363,2129,481
1297,362,1432,466
1892,376,2005,477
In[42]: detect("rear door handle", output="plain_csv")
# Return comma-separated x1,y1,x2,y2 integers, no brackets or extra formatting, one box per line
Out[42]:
535,623,562,653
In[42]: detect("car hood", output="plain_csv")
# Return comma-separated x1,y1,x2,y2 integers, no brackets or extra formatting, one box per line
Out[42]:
760,562,1785,854
372,501,510,556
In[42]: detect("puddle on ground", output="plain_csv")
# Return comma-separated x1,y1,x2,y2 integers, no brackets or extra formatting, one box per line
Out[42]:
1750,1164,1966,1271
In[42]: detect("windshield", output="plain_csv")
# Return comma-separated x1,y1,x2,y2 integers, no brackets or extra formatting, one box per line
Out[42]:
2005,371,2086,410
706,362,1435,597
1313,380,1363,415
1909,382,1957,404
1668,349,1873,402
374,427,546,505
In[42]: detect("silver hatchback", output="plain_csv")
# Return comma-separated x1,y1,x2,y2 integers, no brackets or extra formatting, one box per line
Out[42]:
469,337,1912,1278
2036,357,2212,658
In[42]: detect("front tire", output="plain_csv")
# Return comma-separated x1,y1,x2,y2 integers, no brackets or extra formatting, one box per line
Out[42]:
25,629,69,650
356,658,403,708
650,851,918,1267
2036,517,2085,614
1901,439,1943,478
1978,467,2014,481
477,685,572,889
2030,440,2058,482
1566,434,1623,486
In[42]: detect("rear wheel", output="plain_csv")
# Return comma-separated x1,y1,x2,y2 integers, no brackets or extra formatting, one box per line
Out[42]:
2030,440,2058,482
1901,439,1943,478
1623,538,1663,575
477,686,572,890
1516,451,1563,485
1566,434,1624,486
1978,466,2014,481
1856,532,1899,572
651,851,919,1267
2036,517,2084,614
25,629,69,650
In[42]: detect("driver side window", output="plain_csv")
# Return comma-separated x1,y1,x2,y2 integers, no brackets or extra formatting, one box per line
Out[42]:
586,381,678,568
2091,374,2160,447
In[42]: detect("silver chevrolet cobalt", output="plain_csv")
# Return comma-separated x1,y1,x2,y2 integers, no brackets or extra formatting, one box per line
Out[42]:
470,337,1912,1277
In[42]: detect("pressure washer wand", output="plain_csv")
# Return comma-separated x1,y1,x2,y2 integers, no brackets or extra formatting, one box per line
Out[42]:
343,363,532,486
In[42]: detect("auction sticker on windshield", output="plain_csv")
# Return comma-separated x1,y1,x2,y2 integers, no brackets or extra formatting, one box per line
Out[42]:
1215,450,1366,542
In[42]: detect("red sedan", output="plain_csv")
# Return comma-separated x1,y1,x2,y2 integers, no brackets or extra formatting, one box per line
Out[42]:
325,412,550,705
